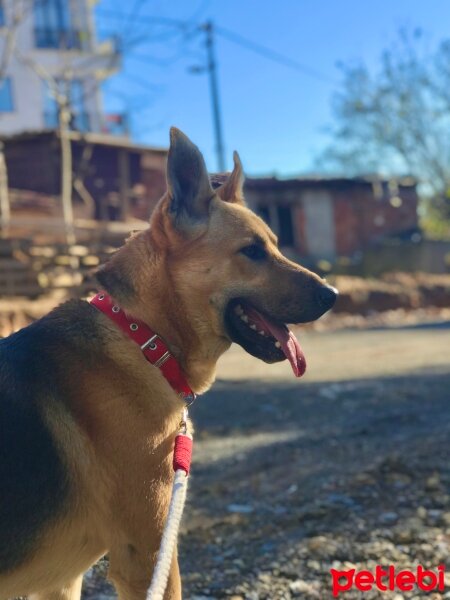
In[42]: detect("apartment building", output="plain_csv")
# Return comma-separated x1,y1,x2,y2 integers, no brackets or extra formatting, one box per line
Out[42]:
0,0,121,135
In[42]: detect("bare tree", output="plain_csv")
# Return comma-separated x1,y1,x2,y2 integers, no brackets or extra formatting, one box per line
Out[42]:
0,1,32,80
319,28,450,220
13,46,76,244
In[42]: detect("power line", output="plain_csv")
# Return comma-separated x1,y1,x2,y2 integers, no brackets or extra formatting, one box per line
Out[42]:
126,51,186,68
120,72,163,94
96,9,335,85
215,25,337,85
94,10,337,166
122,0,148,38
98,9,337,85
96,9,186,28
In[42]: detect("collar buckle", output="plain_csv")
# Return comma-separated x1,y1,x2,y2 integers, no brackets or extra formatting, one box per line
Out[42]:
141,333,160,351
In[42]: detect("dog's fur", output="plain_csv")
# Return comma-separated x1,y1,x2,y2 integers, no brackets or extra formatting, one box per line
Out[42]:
0,129,334,599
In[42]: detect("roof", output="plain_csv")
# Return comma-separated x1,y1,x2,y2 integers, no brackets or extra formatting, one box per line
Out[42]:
0,129,167,155
244,174,418,190
67,131,167,154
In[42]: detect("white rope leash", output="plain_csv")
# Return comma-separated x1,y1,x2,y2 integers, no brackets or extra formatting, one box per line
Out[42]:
146,408,193,600
146,469,189,600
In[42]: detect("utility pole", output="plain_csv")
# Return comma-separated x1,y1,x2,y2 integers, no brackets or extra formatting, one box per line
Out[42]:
201,21,226,172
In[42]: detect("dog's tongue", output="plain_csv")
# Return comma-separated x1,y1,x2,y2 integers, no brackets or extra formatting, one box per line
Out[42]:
245,306,307,377
265,321,307,377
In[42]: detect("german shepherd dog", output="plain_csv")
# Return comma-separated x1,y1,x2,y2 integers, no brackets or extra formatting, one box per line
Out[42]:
0,129,336,599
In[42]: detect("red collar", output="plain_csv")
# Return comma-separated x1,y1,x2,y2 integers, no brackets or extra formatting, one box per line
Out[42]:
90,292,195,402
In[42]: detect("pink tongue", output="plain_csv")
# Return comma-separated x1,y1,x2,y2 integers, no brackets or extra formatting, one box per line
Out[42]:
244,306,307,377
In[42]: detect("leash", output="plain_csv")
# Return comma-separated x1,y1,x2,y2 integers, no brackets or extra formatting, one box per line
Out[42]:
90,293,195,599
146,407,193,600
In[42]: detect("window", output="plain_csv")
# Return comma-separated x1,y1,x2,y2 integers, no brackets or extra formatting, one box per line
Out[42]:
34,0,82,49
277,205,294,246
43,80,89,131
0,79,14,112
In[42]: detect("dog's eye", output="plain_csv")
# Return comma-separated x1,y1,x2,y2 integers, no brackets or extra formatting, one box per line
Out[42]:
240,244,267,261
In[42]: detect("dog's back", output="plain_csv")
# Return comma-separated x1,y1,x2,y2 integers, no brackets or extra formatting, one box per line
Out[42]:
0,314,72,575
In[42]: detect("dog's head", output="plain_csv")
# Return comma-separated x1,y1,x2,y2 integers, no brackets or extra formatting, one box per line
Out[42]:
98,128,337,383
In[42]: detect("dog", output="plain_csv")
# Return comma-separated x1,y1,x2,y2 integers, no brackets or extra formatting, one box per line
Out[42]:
0,128,337,599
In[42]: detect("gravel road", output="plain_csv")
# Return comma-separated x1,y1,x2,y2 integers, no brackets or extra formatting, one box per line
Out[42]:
82,323,450,599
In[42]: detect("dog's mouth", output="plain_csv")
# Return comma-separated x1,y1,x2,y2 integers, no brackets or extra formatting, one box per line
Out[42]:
224,299,306,377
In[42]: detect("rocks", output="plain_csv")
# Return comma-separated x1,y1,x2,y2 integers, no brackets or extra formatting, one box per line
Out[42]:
426,472,442,491
379,511,399,524
306,535,339,558
289,580,320,598
227,503,254,514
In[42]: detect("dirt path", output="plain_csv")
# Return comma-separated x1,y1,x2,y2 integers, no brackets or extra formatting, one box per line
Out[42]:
83,324,450,599
217,323,450,382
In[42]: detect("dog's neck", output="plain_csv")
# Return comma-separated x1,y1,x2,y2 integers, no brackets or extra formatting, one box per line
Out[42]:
96,231,230,394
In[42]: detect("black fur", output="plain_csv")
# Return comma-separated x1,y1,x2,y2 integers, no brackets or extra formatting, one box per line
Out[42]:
167,128,213,223
0,301,101,573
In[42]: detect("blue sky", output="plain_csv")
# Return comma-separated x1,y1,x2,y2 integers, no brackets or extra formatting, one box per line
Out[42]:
96,0,450,176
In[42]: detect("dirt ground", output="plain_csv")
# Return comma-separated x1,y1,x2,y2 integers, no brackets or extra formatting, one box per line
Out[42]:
81,321,450,600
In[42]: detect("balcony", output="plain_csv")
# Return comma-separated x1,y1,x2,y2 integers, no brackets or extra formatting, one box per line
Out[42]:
101,113,129,136
44,111,91,132
35,27,89,51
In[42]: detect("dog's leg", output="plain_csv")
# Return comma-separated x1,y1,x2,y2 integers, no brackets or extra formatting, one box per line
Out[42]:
164,548,182,600
29,575,83,600
109,546,181,600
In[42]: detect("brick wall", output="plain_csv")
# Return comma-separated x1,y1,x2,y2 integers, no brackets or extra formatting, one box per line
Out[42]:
245,177,419,260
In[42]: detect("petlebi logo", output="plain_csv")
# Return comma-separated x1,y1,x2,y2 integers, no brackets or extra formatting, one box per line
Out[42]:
330,564,446,597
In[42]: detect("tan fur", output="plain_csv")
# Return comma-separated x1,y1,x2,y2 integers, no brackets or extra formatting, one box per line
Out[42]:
0,129,329,599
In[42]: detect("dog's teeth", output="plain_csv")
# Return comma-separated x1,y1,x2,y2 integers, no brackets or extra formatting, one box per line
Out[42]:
259,330,265,336
250,324,257,330
241,315,248,323
275,341,281,348
235,305,244,315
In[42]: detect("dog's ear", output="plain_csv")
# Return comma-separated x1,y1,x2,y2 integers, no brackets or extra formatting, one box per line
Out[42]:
166,127,214,229
216,151,245,205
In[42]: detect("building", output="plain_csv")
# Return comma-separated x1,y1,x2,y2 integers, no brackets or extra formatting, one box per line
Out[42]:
0,121,420,263
0,0,121,136
1,130,167,230
243,176,419,262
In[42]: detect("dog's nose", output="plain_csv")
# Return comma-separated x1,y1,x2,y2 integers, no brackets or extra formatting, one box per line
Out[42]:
315,285,338,310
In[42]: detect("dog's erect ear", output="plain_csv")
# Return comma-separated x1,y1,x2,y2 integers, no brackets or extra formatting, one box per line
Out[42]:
166,127,214,228
216,151,245,205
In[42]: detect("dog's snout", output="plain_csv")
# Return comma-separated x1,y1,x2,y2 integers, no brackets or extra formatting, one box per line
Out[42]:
315,284,338,311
